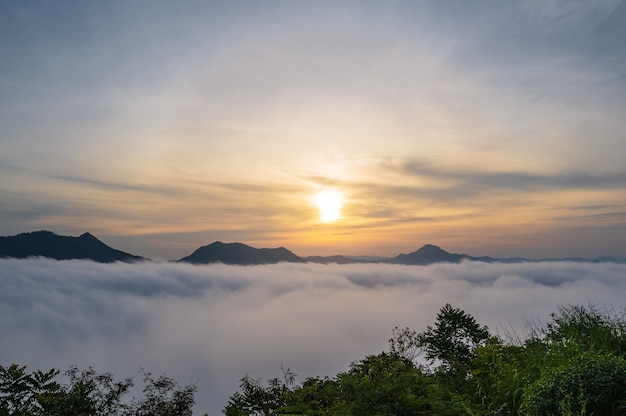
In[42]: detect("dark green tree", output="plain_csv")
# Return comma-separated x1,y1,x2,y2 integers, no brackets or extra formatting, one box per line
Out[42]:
42,366,133,416
417,303,490,371
0,365,199,416
224,366,295,416
130,370,197,416
282,376,341,415
0,365,59,416
336,352,448,416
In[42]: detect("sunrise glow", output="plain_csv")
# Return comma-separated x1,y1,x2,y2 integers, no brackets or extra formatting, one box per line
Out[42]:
313,190,344,223
1,1,624,259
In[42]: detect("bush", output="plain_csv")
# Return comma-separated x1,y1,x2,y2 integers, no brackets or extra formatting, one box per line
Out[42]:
521,352,626,416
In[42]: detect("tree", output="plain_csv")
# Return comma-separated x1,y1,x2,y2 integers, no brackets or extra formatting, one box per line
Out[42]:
0,365,59,416
0,365,198,416
389,326,421,366
282,376,341,415
41,366,134,416
337,352,444,416
223,366,295,416
130,370,197,416
417,303,490,372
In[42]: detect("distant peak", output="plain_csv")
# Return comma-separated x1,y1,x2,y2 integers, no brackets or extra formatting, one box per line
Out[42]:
206,241,249,248
79,232,97,239
208,241,227,246
179,240,304,265
416,244,448,253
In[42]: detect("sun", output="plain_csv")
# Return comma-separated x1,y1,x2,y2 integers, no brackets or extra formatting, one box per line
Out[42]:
312,190,344,222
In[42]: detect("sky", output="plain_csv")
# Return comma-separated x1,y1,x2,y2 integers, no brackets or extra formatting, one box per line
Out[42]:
3,259,626,415
2,0,626,260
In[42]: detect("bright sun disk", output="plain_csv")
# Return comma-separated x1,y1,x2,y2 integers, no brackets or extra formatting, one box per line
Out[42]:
313,190,344,222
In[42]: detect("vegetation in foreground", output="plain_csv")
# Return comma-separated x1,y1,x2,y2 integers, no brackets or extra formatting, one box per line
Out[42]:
0,366,199,416
2,303,626,415
224,303,626,416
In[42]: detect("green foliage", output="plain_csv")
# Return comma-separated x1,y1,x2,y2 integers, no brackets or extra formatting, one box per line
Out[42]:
337,352,437,415
521,352,626,416
130,370,197,416
225,304,492,415
471,338,545,415
417,303,490,371
470,304,626,416
226,302,626,416
0,365,59,416
282,376,342,415
544,303,626,357
0,365,198,416
224,352,466,416
42,366,134,416
224,366,295,416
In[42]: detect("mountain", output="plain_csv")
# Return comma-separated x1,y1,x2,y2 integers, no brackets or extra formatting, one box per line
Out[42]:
2,231,625,265
387,244,468,265
387,245,626,265
345,255,391,263
305,255,361,265
0,231,144,263
178,241,305,265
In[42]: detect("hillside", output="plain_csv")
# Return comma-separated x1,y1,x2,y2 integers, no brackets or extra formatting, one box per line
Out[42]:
0,231,144,263
178,241,305,265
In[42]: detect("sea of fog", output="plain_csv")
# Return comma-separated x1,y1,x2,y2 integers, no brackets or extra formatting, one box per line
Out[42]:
2,259,626,415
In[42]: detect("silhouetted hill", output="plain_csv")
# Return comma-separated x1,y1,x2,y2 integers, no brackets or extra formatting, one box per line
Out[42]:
305,255,360,265
0,231,144,263
386,244,626,265
387,244,468,265
178,241,305,265
344,255,391,263
3,232,625,265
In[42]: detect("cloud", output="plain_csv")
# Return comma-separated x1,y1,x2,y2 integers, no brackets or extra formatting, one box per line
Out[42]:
393,159,626,193
2,258,626,415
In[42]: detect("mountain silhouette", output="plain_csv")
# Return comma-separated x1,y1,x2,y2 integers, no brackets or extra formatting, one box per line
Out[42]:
387,244,468,265
0,231,144,263
2,231,625,265
305,255,360,265
178,241,305,265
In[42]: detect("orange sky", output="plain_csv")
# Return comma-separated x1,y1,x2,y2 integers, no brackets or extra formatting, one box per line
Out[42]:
1,1,626,259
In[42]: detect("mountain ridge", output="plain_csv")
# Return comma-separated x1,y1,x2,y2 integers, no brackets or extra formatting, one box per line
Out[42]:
1,230,625,265
0,230,144,263
177,241,305,265
387,243,467,265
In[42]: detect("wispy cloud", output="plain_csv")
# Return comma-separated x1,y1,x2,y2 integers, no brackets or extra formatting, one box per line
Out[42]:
1,1,625,258
395,159,626,193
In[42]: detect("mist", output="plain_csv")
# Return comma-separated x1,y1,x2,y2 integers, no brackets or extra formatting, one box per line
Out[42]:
2,258,625,415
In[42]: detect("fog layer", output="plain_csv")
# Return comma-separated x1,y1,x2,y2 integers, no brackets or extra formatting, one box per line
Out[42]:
2,259,625,415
